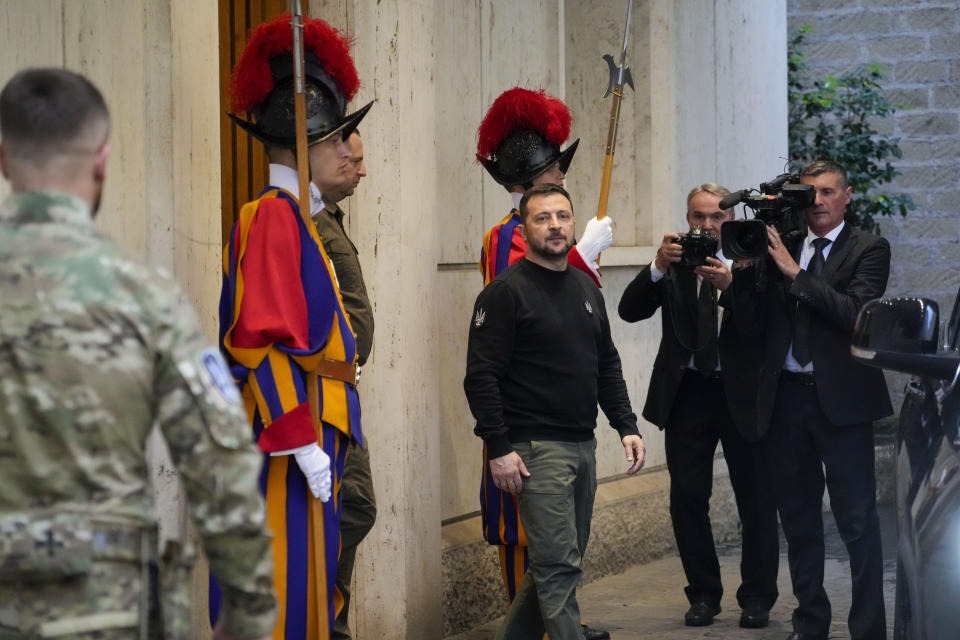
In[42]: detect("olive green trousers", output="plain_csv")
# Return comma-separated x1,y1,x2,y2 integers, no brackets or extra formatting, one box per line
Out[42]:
495,439,596,640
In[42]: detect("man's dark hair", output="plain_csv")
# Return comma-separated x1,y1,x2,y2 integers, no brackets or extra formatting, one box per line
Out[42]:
0,68,109,163
801,160,849,190
265,145,290,163
519,183,573,222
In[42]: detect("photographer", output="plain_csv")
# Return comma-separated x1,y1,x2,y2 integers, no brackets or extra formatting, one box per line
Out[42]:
732,161,891,640
618,184,779,629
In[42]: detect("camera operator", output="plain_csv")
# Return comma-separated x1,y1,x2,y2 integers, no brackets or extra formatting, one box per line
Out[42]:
732,160,892,640
618,184,779,629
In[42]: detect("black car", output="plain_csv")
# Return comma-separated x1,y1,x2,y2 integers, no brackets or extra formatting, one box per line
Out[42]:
852,291,960,640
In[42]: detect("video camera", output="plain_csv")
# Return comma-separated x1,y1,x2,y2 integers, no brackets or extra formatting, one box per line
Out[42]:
719,173,815,260
672,226,718,268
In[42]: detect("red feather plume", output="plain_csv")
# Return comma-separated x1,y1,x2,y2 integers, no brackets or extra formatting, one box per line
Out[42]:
231,13,360,113
476,87,572,160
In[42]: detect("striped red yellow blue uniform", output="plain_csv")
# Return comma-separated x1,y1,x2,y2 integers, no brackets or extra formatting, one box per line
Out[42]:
480,443,530,601
213,187,361,639
479,210,526,286
477,207,601,601
479,209,601,288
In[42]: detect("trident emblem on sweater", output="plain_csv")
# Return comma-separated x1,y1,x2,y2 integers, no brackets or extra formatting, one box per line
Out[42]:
584,301,593,315
474,308,486,328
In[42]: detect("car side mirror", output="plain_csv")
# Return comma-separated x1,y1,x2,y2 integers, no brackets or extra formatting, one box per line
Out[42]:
852,297,960,380
946,286,960,351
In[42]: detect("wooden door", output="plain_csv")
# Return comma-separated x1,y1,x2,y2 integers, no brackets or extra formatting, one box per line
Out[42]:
218,0,287,246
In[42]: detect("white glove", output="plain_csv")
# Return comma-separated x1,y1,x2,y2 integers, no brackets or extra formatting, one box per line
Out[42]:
577,217,614,264
272,444,331,502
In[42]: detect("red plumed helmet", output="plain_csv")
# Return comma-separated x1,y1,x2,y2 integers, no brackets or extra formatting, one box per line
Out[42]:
476,87,578,187
228,13,372,148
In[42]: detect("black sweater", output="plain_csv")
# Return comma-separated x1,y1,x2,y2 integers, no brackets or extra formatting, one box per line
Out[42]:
463,259,640,459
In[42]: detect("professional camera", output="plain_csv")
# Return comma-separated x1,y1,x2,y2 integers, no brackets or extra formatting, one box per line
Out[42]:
673,226,718,268
719,173,815,260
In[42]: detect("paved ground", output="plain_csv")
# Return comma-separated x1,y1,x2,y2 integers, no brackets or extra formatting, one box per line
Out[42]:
449,505,897,640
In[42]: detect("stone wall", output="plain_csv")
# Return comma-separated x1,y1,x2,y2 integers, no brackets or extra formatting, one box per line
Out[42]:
0,4,225,634
787,0,960,406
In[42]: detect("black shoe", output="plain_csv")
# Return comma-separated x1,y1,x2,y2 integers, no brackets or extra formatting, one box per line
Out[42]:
785,633,828,640
738,606,769,628
684,602,721,626
580,622,611,640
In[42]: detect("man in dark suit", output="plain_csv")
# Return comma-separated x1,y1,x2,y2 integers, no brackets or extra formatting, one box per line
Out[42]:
736,161,892,640
618,183,779,629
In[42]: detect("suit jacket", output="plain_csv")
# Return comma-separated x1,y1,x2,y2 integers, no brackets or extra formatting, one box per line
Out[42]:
730,224,894,437
619,264,760,440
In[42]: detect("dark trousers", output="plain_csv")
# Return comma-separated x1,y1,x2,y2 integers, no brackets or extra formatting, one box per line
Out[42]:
766,376,886,640
332,440,377,640
664,370,779,610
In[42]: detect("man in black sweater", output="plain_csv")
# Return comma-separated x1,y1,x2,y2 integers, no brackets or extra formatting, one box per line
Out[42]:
464,184,644,640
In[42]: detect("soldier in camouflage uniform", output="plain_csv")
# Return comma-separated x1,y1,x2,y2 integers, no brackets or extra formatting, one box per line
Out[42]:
0,68,277,639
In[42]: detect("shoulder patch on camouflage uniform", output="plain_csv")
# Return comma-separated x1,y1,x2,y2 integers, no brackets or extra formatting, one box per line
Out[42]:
199,348,241,406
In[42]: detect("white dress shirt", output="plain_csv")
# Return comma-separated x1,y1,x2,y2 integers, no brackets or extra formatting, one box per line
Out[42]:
268,163,326,217
783,221,846,373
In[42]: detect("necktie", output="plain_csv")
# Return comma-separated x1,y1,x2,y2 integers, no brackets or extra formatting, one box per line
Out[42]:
694,278,718,373
331,206,346,231
792,237,832,367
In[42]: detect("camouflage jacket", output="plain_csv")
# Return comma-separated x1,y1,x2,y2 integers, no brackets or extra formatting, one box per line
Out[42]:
0,192,277,637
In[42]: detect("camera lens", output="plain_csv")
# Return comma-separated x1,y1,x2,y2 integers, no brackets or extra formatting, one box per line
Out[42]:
738,227,763,252
721,220,768,260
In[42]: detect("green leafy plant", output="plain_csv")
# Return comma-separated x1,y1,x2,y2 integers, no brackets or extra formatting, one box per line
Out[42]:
788,25,915,234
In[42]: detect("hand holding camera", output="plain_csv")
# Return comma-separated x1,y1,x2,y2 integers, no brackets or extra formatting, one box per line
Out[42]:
654,232,683,271
655,227,721,272
672,226,719,269
695,257,732,291
765,225,801,281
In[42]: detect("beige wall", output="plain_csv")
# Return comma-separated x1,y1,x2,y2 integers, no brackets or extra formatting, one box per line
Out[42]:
0,0,221,326
0,3,64,204
311,0,449,635
0,1,225,636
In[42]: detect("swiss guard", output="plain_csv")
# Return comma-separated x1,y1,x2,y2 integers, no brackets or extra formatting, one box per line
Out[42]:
476,87,612,287
474,87,614,640
214,13,371,639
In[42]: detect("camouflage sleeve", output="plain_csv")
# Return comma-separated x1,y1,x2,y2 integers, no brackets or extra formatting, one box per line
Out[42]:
153,284,277,638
